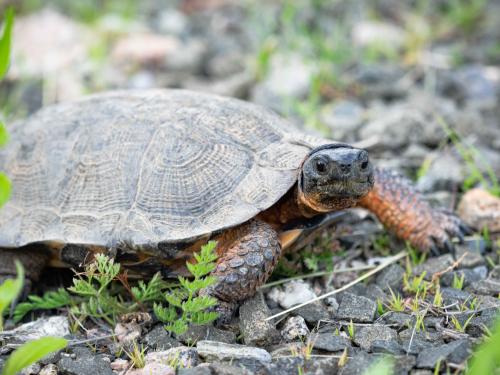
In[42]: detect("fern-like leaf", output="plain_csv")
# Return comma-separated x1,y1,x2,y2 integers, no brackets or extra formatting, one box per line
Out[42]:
13,288,72,322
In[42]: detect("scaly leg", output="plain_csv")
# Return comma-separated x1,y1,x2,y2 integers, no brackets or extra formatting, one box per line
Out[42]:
202,219,282,322
358,168,470,255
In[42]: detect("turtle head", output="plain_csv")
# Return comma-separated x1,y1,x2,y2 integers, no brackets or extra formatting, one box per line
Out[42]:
298,144,374,213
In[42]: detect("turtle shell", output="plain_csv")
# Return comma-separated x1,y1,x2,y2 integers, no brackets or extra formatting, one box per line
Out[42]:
0,90,330,250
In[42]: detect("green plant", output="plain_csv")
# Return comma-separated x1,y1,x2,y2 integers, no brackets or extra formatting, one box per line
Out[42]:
154,241,219,335
14,288,72,322
467,317,500,374
450,314,475,333
452,273,465,290
347,319,355,339
403,272,429,295
433,287,443,307
124,341,146,369
0,7,14,207
443,0,487,35
1,337,67,375
388,288,405,312
406,243,427,266
0,261,23,331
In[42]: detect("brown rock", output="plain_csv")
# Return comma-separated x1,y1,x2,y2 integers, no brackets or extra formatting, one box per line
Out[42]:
458,189,500,232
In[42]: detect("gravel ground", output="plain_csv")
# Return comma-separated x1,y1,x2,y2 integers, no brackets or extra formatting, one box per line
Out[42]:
1,0,500,374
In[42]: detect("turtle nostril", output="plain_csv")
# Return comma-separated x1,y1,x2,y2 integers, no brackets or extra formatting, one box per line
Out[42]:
340,164,351,174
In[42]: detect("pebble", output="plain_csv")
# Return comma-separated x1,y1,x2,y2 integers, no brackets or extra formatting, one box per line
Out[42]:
239,292,280,346
353,324,398,351
142,325,182,350
417,339,471,369
197,340,271,363
57,347,114,375
336,292,377,323
458,188,500,232
311,333,352,352
267,280,317,309
280,316,309,341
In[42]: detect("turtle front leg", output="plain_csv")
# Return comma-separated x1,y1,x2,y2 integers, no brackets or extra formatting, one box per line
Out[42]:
358,168,470,255
202,219,282,324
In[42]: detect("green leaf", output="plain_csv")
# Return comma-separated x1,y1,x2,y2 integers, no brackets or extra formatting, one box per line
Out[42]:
0,261,24,330
1,337,67,375
13,288,72,322
0,7,14,80
182,296,217,313
0,121,8,147
190,311,219,325
0,172,11,207
153,303,177,323
466,317,500,374
165,320,188,335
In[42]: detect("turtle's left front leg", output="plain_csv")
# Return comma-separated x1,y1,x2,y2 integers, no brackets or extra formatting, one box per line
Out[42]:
201,219,282,323
358,168,470,255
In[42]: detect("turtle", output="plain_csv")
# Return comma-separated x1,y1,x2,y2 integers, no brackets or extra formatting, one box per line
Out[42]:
0,89,467,318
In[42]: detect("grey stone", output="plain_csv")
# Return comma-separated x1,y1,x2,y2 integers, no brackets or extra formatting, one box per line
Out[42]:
376,264,405,292
209,362,254,375
441,268,487,288
417,339,471,369
371,339,404,355
197,340,271,363
468,307,500,336
296,301,330,324
177,325,236,345
143,325,182,350
146,346,199,369
57,347,114,375
336,293,377,323
455,243,486,268
311,333,352,352
353,325,398,351
303,357,339,374
467,279,500,295
383,312,415,328
177,366,212,375
10,316,70,343
265,357,304,375
338,351,377,375
39,364,58,375
239,292,280,346
413,255,455,280
347,64,407,100
441,287,473,305
417,151,465,192
281,316,309,341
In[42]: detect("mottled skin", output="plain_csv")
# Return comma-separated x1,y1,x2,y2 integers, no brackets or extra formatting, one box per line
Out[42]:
0,90,468,321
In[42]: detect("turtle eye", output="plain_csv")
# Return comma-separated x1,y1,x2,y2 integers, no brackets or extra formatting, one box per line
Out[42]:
314,157,329,175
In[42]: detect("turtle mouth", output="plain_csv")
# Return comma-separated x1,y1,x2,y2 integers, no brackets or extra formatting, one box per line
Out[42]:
325,178,374,198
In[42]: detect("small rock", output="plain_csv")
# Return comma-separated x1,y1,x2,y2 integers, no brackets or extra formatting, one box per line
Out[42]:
11,316,70,343
303,356,339,374
339,352,377,375
178,366,212,375
371,339,404,355
177,324,236,345
376,264,405,292
197,340,271,363
265,357,304,375
20,363,40,374
268,280,317,309
145,346,198,369
353,325,398,351
39,364,58,375
128,362,175,375
209,362,254,375
110,358,129,372
311,333,351,352
142,325,182,350
441,287,473,305
239,292,280,346
281,316,310,341
114,321,141,346
383,312,415,328
57,347,114,375
413,255,455,280
417,151,465,192
441,268,487,288
458,188,500,233
336,292,377,323
295,301,330,324
325,296,339,311
417,339,471,369
468,278,500,295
